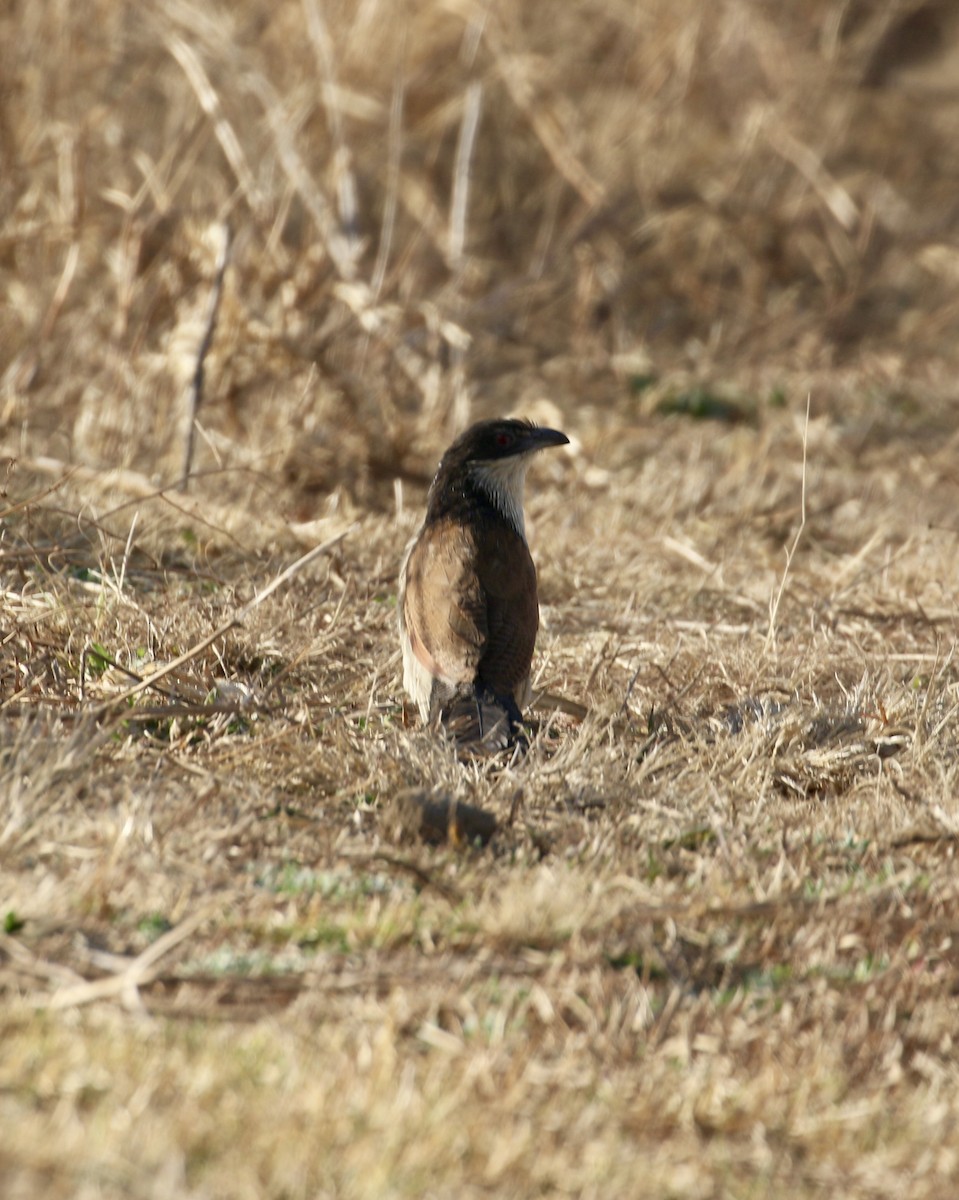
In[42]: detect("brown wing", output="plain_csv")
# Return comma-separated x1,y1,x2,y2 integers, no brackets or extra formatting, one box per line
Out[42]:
402,518,487,691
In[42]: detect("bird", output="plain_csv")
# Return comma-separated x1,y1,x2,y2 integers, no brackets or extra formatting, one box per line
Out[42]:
398,417,569,752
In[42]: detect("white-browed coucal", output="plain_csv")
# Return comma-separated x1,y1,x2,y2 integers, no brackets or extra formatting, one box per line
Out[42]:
398,418,569,751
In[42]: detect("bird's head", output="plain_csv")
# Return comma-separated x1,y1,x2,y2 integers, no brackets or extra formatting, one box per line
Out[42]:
427,418,569,537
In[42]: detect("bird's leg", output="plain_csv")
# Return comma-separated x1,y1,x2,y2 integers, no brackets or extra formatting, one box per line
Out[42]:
505,698,530,756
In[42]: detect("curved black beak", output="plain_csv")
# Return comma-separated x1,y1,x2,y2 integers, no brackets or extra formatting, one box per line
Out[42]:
521,426,570,453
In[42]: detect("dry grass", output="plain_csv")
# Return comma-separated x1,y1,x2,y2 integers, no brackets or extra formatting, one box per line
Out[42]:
4,1,959,1196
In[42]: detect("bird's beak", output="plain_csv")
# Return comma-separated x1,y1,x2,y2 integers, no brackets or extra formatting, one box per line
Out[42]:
521,426,570,453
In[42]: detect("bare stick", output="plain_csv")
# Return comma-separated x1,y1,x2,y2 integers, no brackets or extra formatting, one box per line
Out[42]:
179,221,231,493
766,394,811,649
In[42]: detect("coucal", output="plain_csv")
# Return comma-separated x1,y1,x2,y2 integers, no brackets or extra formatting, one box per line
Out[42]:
398,418,569,751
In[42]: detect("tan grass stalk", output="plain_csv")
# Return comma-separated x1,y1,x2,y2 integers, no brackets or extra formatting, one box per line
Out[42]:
766,394,810,649
767,125,859,232
371,69,406,299
449,81,483,269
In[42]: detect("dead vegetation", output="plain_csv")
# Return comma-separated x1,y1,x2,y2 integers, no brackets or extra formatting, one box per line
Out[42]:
3,1,959,1197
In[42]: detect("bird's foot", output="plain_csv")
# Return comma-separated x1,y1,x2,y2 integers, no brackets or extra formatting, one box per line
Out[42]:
474,685,529,755
438,684,529,757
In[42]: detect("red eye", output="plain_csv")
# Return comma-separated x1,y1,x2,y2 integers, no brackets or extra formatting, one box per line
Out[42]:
496,432,511,447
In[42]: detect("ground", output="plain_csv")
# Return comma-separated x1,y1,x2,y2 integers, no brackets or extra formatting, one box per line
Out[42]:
3,2,959,1197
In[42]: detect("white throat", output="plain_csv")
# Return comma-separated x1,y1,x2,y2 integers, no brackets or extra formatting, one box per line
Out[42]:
469,454,532,540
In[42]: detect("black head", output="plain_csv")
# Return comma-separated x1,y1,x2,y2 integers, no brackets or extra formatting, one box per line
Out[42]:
424,418,569,528
441,419,569,468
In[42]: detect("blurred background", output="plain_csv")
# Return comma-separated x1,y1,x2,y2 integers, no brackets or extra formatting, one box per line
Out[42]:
3,0,959,513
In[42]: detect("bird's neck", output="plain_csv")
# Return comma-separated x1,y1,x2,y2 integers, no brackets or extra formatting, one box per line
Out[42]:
425,457,530,541
467,458,528,540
